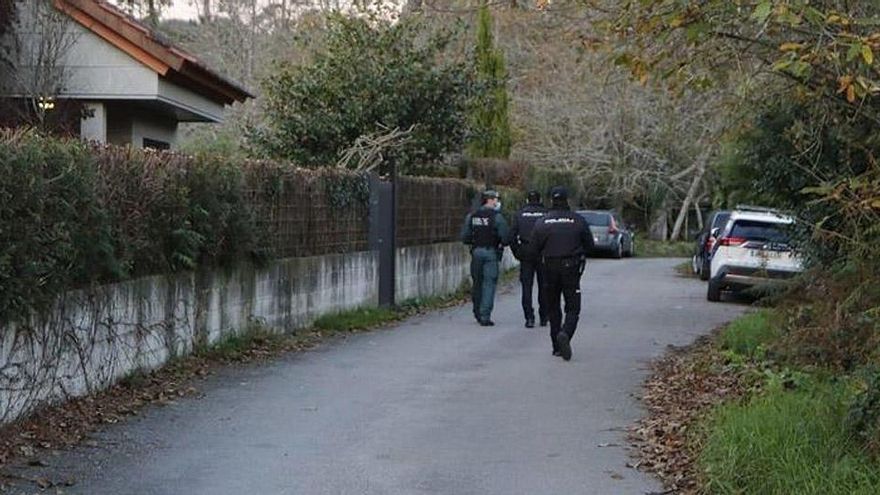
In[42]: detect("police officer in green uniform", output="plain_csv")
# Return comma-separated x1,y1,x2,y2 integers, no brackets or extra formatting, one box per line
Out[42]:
460,190,510,327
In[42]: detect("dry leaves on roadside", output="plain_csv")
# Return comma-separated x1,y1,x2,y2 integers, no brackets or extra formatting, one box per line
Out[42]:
628,334,748,494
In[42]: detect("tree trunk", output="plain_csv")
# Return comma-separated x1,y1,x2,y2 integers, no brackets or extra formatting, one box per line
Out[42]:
670,153,709,241
147,0,159,26
694,195,705,231
649,204,668,241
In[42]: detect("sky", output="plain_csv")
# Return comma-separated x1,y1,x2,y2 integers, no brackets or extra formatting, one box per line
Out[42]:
107,1,200,20
165,2,199,20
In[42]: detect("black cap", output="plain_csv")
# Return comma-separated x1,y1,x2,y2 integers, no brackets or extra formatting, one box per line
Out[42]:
550,186,568,201
527,190,541,203
481,189,499,200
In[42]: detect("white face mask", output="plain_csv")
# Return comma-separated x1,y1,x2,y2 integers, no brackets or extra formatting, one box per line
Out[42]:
494,201,502,211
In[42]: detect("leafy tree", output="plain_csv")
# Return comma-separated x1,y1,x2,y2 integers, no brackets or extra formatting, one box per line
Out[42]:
607,1,880,124
605,1,880,248
251,15,475,175
469,4,511,159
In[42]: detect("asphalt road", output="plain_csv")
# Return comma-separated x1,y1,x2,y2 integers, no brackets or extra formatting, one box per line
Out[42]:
6,258,745,495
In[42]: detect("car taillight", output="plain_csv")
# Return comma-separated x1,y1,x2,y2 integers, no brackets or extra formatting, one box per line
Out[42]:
718,236,747,247
609,217,619,234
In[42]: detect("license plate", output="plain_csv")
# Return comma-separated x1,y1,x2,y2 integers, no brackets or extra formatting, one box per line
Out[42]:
750,250,782,259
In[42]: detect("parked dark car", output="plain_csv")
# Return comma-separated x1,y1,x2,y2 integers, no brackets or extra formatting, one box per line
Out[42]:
577,210,635,259
693,210,731,280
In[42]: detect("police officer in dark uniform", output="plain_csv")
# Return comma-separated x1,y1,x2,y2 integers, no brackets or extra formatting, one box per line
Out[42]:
530,186,593,361
508,190,548,328
460,190,510,326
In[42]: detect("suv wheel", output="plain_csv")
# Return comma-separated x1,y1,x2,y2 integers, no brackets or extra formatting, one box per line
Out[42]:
613,242,623,259
707,278,722,302
699,258,711,281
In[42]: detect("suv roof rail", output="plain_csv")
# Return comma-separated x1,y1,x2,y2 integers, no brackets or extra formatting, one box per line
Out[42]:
734,204,783,214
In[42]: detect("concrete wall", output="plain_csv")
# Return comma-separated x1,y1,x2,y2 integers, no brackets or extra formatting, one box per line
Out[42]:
0,242,513,425
396,243,518,301
131,111,179,149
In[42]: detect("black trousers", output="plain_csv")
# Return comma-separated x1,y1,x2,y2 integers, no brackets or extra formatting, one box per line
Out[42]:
519,259,545,322
541,257,583,350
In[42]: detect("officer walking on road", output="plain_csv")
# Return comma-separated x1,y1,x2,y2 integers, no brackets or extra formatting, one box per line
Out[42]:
530,187,594,361
508,190,548,328
461,190,509,327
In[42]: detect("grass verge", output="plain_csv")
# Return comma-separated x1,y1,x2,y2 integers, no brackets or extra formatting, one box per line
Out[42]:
717,309,778,359
632,308,880,495
700,378,880,495
675,260,697,278
636,238,693,258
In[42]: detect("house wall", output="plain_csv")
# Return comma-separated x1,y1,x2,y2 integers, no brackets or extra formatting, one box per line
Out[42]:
59,18,160,99
104,104,179,149
131,111,179,149
2,3,228,130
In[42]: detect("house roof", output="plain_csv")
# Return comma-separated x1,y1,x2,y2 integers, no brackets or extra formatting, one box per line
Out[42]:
54,0,253,105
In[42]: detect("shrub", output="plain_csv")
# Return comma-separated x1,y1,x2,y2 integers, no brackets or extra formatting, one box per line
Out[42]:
847,367,880,456
776,262,880,371
0,130,118,321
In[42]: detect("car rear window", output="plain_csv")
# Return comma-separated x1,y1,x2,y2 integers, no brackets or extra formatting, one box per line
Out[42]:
730,220,790,243
712,212,731,230
580,212,610,226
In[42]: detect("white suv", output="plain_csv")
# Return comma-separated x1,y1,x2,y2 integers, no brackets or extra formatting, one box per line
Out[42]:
707,207,803,302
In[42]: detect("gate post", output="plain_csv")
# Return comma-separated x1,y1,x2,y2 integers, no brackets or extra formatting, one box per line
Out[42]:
369,173,396,308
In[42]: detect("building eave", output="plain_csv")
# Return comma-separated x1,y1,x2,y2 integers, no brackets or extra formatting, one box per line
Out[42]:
54,0,253,105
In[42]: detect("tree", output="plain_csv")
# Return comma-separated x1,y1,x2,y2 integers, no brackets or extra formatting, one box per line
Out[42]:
251,14,475,175
468,4,512,159
118,0,171,26
607,1,880,125
0,0,81,131
606,1,880,256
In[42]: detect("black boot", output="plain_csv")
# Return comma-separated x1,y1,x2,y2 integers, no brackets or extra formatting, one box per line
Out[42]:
556,332,572,361
525,318,535,328
479,319,495,327
539,318,548,327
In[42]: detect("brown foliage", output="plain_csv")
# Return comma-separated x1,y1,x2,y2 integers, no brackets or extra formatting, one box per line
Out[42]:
629,334,749,494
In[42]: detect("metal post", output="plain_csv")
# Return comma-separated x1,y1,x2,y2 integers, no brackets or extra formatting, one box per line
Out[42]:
369,171,396,308
389,162,397,305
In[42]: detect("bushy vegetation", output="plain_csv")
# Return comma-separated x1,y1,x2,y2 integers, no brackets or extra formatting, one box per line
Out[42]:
252,15,475,176
0,131,116,320
0,131,380,324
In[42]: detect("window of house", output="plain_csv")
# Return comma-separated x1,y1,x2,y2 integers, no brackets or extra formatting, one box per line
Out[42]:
143,138,170,150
